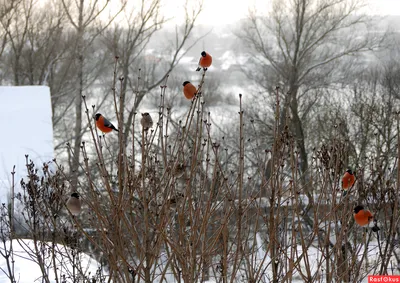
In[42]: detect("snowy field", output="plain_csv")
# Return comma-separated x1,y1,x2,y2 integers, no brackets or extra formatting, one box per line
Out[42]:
0,232,386,282
0,239,104,282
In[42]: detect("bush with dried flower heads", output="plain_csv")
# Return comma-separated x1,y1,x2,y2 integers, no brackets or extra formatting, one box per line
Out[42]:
1,56,400,282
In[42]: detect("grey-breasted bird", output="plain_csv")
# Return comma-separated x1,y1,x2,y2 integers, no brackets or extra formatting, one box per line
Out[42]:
141,113,153,131
66,192,81,216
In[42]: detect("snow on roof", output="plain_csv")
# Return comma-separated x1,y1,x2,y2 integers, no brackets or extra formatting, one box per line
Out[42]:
219,51,249,70
0,86,54,202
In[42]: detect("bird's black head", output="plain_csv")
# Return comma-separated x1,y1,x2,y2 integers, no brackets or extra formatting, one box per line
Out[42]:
354,205,364,214
201,51,206,57
142,113,149,117
183,81,190,86
346,169,353,175
94,113,101,121
71,192,80,199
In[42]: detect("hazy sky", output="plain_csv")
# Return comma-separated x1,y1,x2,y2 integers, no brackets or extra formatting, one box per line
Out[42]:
367,0,400,15
161,0,400,26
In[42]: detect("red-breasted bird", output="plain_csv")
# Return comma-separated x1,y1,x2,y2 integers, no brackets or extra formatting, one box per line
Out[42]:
141,113,153,131
94,113,119,133
196,51,212,71
183,81,197,99
354,205,373,227
66,192,81,216
342,169,355,196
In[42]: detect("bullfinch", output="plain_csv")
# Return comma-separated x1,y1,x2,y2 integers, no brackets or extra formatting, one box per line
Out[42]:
342,169,355,196
94,113,119,133
354,205,373,227
183,81,197,99
196,51,212,71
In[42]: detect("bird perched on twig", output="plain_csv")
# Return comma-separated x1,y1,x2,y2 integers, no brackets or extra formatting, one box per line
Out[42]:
94,113,119,133
141,113,153,131
196,51,212,71
66,192,81,216
342,169,355,196
354,205,373,227
182,81,197,100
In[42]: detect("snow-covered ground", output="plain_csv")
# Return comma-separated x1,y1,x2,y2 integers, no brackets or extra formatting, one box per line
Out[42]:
0,239,104,282
0,236,388,283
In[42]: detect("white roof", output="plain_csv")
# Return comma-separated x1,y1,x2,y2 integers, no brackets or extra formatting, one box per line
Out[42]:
0,86,54,202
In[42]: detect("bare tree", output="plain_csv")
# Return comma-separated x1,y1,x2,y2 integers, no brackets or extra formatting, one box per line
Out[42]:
60,0,124,188
0,0,21,62
238,0,385,187
1,0,67,86
101,0,166,145
1,0,35,85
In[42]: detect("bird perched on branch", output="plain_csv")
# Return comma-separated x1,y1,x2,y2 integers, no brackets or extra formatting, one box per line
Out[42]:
141,113,153,131
342,169,355,196
354,205,373,227
66,192,81,216
196,51,212,71
182,81,197,99
94,113,119,133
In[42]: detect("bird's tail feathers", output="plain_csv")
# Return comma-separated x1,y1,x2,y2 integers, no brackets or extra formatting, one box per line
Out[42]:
372,225,380,232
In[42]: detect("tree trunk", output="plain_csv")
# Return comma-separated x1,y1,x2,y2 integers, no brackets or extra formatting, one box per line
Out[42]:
290,92,308,180
71,1,85,189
